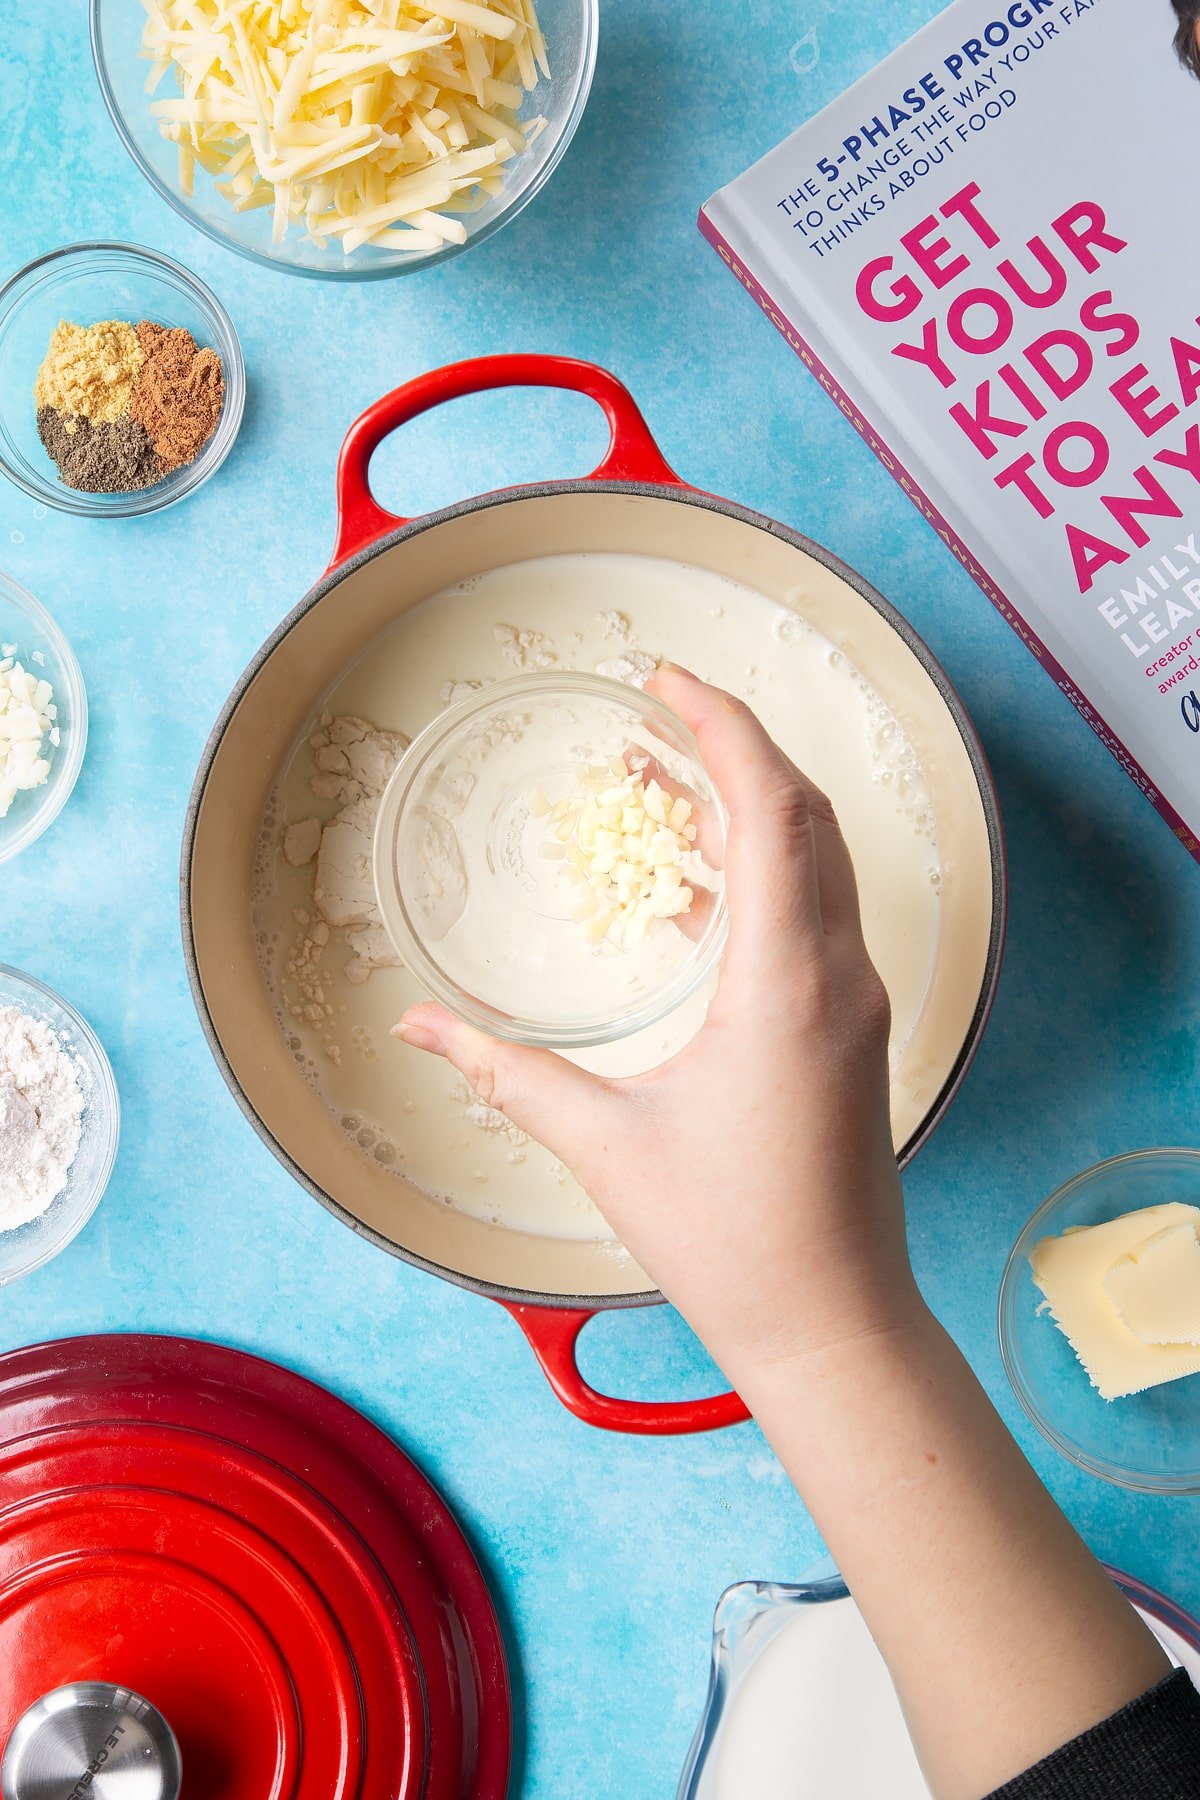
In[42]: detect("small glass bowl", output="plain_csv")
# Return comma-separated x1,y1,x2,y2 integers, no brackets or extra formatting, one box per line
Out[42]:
91,0,598,281
374,674,729,1049
999,1148,1200,1494
0,575,87,864
0,966,120,1282
0,242,244,517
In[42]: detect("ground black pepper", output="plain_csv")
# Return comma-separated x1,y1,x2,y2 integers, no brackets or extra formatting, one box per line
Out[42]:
36,408,163,494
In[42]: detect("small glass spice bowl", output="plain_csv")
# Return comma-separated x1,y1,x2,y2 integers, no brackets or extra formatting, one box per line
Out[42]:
999,1148,1200,1495
0,242,244,518
0,574,87,865
374,674,729,1050
0,965,120,1283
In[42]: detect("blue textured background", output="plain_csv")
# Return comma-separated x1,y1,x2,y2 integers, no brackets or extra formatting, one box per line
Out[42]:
2,4,1199,1794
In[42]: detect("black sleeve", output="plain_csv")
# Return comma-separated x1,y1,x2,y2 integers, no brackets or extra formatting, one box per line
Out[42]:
985,1669,1200,1799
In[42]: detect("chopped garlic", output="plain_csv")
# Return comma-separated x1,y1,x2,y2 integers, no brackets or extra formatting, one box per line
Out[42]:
141,0,550,253
537,758,699,949
0,655,56,819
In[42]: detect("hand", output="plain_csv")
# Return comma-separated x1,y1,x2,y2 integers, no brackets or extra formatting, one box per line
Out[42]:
394,667,922,1382
398,670,1173,1795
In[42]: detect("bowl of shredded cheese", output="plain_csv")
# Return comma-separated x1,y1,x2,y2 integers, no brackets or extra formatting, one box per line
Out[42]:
91,0,597,279
373,673,729,1049
0,575,87,865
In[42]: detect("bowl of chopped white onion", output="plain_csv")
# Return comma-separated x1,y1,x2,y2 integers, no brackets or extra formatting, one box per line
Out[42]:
0,575,87,865
91,0,598,280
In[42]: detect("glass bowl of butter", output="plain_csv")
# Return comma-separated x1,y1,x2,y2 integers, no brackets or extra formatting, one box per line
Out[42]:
373,673,729,1050
999,1148,1200,1493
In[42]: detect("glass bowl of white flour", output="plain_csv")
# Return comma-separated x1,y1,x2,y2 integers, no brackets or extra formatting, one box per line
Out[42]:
0,966,119,1281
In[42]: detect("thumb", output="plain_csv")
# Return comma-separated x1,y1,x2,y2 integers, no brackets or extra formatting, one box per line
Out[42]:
392,1002,624,1169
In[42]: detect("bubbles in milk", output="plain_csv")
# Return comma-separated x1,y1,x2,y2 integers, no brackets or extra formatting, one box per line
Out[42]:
336,1112,394,1162
772,611,808,645
863,686,937,846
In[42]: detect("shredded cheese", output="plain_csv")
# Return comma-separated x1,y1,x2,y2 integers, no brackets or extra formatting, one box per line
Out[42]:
532,758,700,950
141,0,550,253
0,652,58,820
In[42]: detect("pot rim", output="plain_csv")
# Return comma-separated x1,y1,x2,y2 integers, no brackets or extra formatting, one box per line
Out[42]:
180,477,1008,1311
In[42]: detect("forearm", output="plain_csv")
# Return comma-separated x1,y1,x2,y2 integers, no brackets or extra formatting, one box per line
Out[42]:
404,671,1173,1796
731,1303,1169,1799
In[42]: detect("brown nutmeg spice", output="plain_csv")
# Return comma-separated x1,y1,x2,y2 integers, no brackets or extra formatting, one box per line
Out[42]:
130,322,224,472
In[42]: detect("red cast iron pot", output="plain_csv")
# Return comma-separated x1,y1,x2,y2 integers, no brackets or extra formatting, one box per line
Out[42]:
182,355,1006,1435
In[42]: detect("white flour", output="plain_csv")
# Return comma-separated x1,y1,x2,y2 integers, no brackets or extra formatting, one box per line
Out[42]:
0,1006,85,1231
276,713,410,1068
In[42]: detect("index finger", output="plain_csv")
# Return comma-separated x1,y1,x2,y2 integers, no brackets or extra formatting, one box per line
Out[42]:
646,666,865,949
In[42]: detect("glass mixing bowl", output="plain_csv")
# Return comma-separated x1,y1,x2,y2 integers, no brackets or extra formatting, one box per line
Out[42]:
999,1148,1200,1494
0,966,120,1282
373,674,729,1049
0,242,244,518
91,0,598,281
0,574,87,864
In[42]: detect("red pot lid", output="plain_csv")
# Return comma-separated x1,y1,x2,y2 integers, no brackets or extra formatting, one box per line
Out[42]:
0,1335,510,1800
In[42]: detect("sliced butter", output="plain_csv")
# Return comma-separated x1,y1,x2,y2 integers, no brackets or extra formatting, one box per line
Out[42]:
1030,1202,1200,1401
1103,1223,1200,1348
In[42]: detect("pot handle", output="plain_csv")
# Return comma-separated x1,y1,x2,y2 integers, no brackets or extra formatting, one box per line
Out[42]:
330,355,685,568
501,1302,750,1435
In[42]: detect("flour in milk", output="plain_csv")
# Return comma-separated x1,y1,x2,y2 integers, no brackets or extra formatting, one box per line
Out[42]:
253,554,941,1241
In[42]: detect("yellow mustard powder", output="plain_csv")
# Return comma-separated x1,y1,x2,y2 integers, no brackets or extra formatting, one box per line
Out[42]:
33,320,144,423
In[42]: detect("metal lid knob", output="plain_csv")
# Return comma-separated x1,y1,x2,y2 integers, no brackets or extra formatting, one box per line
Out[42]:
1,1684,181,1800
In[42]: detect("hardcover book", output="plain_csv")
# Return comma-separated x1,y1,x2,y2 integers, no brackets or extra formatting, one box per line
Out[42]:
701,0,1200,860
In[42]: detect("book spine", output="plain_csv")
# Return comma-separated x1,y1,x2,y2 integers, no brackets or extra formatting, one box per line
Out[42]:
697,206,1200,866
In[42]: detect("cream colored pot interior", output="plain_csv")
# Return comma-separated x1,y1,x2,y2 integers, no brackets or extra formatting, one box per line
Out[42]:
188,489,998,1302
